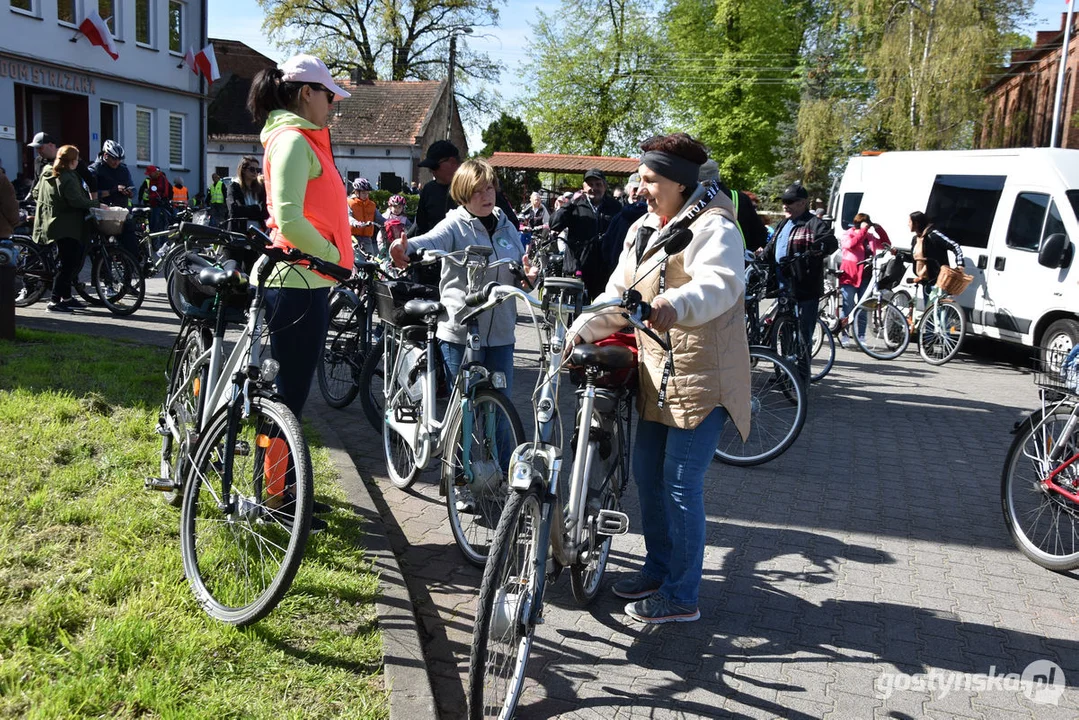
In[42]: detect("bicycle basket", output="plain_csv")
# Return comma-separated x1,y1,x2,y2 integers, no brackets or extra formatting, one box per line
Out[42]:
90,206,130,236
374,279,438,327
936,265,973,296
877,256,907,291
1034,347,1079,396
171,254,250,322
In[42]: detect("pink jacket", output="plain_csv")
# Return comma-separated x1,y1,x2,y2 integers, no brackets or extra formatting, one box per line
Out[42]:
840,223,890,286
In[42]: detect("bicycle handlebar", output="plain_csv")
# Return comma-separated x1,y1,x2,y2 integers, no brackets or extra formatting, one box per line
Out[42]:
177,223,352,283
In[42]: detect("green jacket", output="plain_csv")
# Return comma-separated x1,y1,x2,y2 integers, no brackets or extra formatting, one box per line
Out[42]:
32,166,94,245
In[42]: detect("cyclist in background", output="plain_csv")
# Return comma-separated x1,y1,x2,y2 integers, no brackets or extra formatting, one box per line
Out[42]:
904,210,964,303
380,193,412,257
88,140,138,257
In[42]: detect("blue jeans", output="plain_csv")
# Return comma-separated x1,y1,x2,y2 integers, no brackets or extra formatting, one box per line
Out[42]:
840,273,871,336
263,286,331,420
439,341,515,393
632,406,729,608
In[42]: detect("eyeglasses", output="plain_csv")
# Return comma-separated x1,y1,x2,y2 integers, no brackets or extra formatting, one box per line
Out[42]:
245,166,261,173
308,84,334,104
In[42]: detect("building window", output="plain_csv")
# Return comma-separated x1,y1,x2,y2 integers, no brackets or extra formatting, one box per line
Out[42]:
100,102,120,150
57,0,76,24
169,114,184,168
10,0,35,13
136,108,153,164
99,0,116,35
168,1,183,54
135,0,151,46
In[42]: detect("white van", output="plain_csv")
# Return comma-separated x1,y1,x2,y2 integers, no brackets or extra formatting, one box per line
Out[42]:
830,148,1079,358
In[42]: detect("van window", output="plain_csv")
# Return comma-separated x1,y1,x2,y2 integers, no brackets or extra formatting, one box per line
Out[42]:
840,193,862,229
1006,193,1050,251
1066,190,1079,224
926,175,1006,249
1045,201,1067,242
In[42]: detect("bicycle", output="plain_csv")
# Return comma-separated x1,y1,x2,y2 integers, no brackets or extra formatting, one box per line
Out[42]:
372,245,527,567
465,230,694,718
145,222,352,625
886,271,968,365
1000,348,1079,571
847,250,911,360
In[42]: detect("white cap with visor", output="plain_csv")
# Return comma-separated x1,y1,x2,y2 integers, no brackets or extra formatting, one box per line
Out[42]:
278,54,351,101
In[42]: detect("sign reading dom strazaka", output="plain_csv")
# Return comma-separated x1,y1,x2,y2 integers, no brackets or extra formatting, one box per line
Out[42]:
0,59,95,94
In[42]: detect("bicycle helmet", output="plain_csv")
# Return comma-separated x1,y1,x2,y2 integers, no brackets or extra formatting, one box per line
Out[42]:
352,177,373,192
388,194,406,206
102,139,125,160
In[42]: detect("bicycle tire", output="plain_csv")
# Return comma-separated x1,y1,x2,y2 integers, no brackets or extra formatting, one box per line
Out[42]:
889,289,913,313
382,339,421,489
818,289,841,333
714,347,806,466
357,336,386,435
161,323,211,508
163,245,189,319
317,324,363,409
569,397,628,605
810,319,835,382
468,485,544,720
917,299,966,366
444,388,526,567
93,247,145,316
179,396,312,626
328,287,362,331
11,238,48,307
851,298,909,360
1001,407,1079,571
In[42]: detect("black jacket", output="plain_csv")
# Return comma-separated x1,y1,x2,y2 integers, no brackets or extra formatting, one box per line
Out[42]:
549,193,622,299
226,180,268,233
30,155,95,200
762,211,839,301
720,184,768,252
414,180,520,235
599,199,647,271
88,158,134,208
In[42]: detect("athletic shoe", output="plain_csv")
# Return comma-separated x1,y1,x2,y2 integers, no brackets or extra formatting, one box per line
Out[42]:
624,593,700,624
837,332,850,349
46,301,72,313
454,486,476,514
61,297,86,309
611,572,662,600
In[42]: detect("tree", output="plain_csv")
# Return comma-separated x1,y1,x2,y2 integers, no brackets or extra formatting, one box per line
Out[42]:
518,0,664,156
258,0,503,119
478,113,540,206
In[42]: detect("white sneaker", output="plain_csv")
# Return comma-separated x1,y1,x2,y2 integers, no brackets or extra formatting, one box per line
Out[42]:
454,486,476,514
837,332,850,349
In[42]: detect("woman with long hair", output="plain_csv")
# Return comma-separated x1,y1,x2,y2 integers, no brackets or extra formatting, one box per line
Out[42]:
225,155,268,271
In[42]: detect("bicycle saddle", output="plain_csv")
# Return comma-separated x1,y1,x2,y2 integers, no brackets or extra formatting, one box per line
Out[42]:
570,343,637,370
402,299,444,318
197,265,247,290
130,207,152,216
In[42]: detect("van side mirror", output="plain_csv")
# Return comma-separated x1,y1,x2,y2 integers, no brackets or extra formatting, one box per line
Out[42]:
1038,233,1073,269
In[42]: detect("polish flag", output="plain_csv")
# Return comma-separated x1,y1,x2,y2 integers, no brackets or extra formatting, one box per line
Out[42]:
183,46,198,74
194,44,221,82
78,8,119,60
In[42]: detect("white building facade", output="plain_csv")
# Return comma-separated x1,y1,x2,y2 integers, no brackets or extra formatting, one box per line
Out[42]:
1,0,208,191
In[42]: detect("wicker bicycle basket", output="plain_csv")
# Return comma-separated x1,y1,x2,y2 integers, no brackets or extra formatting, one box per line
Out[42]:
937,265,973,296
1034,347,1079,396
90,206,130,236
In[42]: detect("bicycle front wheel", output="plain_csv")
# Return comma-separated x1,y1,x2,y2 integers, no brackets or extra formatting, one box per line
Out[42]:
317,324,363,409
160,323,211,508
714,347,806,466
358,336,386,435
445,388,525,567
1001,407,1079,571
93,247,145,316
917,299,966,365
382,344,421,489
11,238,48,307
468,485,544,720
851,298,909,360
810,319,835,382
179,397,312,626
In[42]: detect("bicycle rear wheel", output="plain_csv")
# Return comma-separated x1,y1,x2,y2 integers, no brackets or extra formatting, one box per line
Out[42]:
468,485,544,720
445,388,525,567
810,319,835,382
714,347,806,466
382,340,422,489
1001,407,1079,571
851,298,909,360
317,324,363,409
93,247,145,316
917,299,965,365
179,397,312,626
11,238,48,307
357,336,386,434
160,323,211,508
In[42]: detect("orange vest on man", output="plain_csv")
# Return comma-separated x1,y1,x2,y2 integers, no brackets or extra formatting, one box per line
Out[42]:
348,196,376,237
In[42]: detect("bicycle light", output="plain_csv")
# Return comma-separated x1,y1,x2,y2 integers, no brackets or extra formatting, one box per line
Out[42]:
511,461,532,490
260,358,280,384
490,372,507,389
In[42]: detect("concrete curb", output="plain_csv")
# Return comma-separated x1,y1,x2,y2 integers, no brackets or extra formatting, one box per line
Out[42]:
307,409,438,720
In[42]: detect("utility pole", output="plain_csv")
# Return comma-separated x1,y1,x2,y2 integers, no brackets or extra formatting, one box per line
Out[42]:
445,28,473,141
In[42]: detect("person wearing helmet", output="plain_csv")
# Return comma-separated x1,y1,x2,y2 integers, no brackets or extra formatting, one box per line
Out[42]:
380,193,412,255
347,177,383,256
88,139,138,256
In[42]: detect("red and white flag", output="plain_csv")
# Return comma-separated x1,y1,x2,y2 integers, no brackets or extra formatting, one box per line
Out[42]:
194,44,221,82
78,8,119,60
183,46,198,74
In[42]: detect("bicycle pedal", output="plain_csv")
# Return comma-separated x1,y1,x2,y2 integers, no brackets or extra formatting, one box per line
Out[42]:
596,509,630,536
144,477,180,492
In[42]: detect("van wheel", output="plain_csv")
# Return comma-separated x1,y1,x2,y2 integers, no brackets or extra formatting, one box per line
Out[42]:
1040,319,1079,363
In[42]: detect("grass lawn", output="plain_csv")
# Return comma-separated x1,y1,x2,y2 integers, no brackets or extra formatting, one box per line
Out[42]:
0,329,386,719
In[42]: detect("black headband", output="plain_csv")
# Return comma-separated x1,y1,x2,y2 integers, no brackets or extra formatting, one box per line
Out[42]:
639,150,700,189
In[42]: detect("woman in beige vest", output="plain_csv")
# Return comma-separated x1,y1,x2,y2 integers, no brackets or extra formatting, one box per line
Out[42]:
568,133,750,624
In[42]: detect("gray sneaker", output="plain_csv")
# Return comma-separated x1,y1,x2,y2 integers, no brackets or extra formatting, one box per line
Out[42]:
611,572,662,600
624,593,700,624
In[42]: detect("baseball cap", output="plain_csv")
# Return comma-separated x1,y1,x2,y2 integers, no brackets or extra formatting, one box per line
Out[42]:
27,132,56,148
278,54,351,101
145,165,159,176
780,183,809,203
419,140,460,169
583,168,606,183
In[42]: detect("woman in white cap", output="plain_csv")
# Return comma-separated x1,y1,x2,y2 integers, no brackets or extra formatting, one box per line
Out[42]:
246,54,353,427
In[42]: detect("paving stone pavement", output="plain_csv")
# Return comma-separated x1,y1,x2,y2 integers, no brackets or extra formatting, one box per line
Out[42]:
322,306,1079,720
13,287,1079,719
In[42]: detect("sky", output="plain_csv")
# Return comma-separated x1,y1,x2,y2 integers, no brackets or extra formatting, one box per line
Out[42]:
209,0,1072,151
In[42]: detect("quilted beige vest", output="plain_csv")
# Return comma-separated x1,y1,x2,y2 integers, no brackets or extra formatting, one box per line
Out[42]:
627,207,752,439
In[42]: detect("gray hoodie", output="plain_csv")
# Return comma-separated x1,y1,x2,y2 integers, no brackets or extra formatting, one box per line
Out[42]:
405,206,525,347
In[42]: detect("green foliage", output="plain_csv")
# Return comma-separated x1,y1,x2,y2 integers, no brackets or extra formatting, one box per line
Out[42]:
0,329,386,719
478,113,540,207
518,0,664,156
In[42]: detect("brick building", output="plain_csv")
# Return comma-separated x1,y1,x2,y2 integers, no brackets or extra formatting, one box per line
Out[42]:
979,13,1079,148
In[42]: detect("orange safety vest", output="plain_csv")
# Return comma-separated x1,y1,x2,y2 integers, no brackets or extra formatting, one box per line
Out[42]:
263,126,353,279
173,186,189,204
348,196,376,237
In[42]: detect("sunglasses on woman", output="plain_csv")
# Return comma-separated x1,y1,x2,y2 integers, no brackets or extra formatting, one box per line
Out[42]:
308,84,334,105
